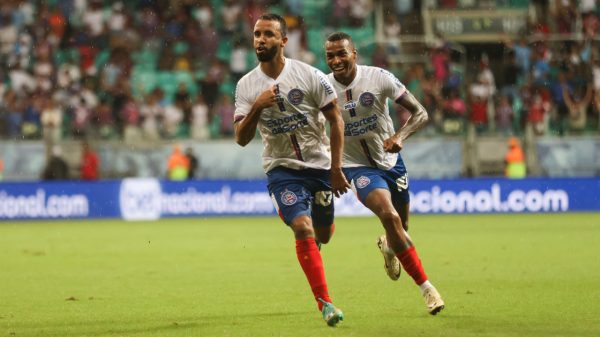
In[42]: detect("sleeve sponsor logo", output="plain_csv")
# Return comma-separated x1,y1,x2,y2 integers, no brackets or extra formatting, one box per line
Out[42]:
316,70,334,95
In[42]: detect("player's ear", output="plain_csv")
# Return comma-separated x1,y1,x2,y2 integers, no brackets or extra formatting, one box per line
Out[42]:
281,36,288,47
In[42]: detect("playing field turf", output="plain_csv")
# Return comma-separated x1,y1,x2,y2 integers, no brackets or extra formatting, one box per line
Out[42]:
1,213,599,337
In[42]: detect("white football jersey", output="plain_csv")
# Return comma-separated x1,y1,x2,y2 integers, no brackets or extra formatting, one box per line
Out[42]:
235,58,337,173
328,65,406,170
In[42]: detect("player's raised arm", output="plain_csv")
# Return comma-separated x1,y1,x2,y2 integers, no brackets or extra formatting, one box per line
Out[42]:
321,100,350,197
383,91,430,153
234,85,278,146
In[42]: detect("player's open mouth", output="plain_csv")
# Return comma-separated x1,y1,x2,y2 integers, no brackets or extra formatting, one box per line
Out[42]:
256,46,266,52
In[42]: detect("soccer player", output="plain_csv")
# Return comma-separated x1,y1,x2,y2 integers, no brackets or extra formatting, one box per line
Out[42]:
233,14,351,326
324,32,445,315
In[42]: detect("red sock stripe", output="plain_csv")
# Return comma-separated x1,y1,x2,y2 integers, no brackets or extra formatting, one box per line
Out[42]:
296,238,331,311
397,246,428,285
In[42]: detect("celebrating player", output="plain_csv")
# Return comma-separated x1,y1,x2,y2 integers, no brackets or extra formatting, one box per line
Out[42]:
324,32,445,315
234,14,351,326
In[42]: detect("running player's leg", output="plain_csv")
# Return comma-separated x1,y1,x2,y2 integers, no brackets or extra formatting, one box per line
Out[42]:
268,170,340,322
312,181,335,245
388,173,444,315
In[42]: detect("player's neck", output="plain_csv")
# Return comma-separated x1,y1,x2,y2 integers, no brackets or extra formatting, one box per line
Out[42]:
334,66,357,86
260,55,286,79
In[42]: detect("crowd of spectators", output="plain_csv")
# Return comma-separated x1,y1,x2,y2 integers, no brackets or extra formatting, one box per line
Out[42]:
0,0,598,144
400,0,600,137
0,0,378,143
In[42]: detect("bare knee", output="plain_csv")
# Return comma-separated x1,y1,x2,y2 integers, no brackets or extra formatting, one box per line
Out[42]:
290,217,315,240
379,210,401,230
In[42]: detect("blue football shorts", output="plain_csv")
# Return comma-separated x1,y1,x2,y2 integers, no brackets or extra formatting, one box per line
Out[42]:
266,166,334,228
343,155,410,206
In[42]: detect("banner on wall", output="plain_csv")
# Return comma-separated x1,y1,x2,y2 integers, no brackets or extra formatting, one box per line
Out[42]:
0,178,598,220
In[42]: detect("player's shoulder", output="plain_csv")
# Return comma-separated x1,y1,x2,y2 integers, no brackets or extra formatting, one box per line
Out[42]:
287,58,327,77
236,66,262,87
367,66,404,88
360,65,398,79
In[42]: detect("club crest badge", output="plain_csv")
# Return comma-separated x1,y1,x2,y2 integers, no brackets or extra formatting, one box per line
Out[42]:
281,190,298,205
356,176,371,189
287,89,304,105
359,92,375,107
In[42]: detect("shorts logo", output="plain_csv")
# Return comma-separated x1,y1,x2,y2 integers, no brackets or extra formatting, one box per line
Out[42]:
356,176,371,189
281,190,298,205
359,92,375,107
287,89,304,105
396,174,409,191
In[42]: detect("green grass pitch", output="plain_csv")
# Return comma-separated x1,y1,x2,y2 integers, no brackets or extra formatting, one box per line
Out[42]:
1,213,600,337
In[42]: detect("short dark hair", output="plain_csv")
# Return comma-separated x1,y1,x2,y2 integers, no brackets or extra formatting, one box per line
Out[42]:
258,13,287,37
326,32,355,48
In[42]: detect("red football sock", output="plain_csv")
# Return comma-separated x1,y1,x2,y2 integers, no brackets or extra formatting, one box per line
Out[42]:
397,246,428,285
296,238,331,311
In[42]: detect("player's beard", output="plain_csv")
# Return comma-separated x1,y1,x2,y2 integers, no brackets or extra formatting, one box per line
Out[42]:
256,45,278,62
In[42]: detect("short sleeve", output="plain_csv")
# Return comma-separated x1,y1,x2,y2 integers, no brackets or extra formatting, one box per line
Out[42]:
311,68,337,111
378,68,406,103
234,80,251,123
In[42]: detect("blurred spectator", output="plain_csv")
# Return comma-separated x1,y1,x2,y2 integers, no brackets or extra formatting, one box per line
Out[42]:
214,95,235,137
40,97,63,146
563,81,593,132
80,141,99,180
526,88,551,136
185,147,199,179
220,0,243,36
120,94,142,143
496,95,514,136
21,93,42,139
555,0,577,34
504,137,526,178
140,90,164,141
501,51,521,101
442,89,466,134
71,97,92,138
469,78,491,134
431,42,450,87
3,89,24,139
166,144,189,180
200,59,226,109
503,36,532,83
230,39,249,83
163,99,184,139
91,98,115,139
191,93,210,140
42,145,69,180
349,0,373,27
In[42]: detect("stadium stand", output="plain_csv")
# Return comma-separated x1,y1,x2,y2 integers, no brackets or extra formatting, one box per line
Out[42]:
0,0,598,179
